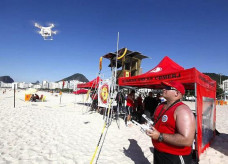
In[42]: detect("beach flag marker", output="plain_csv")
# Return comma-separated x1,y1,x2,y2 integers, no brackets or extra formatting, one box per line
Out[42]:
14,84,16,108
60,80,65,104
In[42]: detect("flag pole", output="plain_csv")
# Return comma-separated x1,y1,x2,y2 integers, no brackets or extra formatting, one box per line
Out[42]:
60,81,65,104
14,84,16,108
115,32,119,86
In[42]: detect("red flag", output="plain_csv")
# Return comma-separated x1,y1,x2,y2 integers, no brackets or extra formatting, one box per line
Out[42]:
62,80,65,88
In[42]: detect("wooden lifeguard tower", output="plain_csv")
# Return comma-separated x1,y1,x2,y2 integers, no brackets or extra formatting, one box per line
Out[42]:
103,48,148,79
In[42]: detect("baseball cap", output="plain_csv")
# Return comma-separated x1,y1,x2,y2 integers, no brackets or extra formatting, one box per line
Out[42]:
161,81,185,95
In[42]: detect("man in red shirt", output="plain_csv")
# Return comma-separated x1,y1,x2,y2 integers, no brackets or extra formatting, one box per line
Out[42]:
147,81,196,164
126,90,135,126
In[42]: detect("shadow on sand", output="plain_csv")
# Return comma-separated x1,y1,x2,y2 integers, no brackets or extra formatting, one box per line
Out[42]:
77,102,91,106
210,132,228,156
123,139,153,164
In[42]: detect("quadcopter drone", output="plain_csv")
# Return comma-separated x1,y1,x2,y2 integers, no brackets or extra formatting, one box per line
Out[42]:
34,23,57,40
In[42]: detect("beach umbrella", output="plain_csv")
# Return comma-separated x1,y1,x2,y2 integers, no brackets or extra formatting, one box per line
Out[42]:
25,88,38,94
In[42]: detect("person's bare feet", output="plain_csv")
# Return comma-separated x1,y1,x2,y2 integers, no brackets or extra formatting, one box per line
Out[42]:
127,121,133,127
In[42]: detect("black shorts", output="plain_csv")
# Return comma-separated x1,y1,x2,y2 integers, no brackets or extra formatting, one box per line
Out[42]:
126,106,133,115
154,149,192,164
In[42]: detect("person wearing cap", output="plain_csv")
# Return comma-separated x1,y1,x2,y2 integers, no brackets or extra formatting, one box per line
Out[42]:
146,81,195,164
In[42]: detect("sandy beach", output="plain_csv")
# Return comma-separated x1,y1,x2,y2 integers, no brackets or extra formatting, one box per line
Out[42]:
0,88,227,164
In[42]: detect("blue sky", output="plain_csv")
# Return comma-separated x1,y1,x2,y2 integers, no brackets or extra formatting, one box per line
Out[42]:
0,0,228,83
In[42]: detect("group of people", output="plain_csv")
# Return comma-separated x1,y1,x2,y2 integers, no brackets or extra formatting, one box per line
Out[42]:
88,81,195,163
30,94,40,102
117,81,196,164
116,90,162,126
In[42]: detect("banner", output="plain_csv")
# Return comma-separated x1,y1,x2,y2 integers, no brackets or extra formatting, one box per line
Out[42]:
98,79,111,108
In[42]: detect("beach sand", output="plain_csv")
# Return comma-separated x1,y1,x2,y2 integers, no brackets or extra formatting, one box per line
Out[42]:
0,88,227,164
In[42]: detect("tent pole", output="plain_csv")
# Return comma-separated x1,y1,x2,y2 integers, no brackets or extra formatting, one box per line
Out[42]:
194,82,199,163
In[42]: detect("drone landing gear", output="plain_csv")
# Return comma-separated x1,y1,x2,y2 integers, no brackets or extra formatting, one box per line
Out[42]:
43,36,53,40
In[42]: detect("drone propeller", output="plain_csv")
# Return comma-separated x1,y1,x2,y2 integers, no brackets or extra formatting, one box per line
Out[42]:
48,23,55,28
34,23,42,29
52,30,57,35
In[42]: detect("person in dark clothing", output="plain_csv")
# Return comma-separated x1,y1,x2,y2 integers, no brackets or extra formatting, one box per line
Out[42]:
30,94,36,102
151,93,162,119
91,92,98,111
143,92,158,119
35,94,39,100
134,94,143,123
115,91,125,113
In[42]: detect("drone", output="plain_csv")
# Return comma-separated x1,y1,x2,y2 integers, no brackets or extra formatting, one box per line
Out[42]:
34,23,57,40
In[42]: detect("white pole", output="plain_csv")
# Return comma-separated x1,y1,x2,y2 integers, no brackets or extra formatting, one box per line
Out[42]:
115,32,119,86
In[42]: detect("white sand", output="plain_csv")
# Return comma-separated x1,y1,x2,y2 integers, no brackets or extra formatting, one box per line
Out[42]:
0,88,227,164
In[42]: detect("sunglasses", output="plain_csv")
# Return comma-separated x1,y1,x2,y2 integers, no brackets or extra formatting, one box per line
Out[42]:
164,86,177,91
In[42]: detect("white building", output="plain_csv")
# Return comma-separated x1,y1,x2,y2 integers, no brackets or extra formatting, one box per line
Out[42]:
33,84,41,89
42,80,49,89
58,81,65,89
0,79,86,91
222,79,228,100
69,80,82,91
0,82,12,88
49,82,59,90
18,82,31,89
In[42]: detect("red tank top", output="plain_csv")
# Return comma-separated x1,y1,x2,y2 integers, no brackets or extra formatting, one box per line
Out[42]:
152,102,192,155
126,96,134,107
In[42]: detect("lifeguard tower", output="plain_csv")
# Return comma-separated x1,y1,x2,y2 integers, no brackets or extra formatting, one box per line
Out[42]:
103,48,148,79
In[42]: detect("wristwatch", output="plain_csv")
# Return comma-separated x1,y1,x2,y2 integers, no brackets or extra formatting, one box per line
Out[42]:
158,133,164,142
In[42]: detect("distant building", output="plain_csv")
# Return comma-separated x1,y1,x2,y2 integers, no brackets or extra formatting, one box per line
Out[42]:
223,79,228,91
18,82,31,89
69,80,82,91
0,82,12,88
49,82,59,90
58,81,65,89
42,80,49,89
222,79,228,100
0,80,87,91
33,84,41,89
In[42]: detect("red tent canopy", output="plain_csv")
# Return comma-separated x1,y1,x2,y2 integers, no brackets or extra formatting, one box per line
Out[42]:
118,56,216,160
73,89,88,94
119,56,216,90
77,77,102,89
145,56,184,74
119,56,187,88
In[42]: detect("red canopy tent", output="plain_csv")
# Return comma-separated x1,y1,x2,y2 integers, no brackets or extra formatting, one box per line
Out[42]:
119,56,216,161
73,89,88,94
77,77,102,89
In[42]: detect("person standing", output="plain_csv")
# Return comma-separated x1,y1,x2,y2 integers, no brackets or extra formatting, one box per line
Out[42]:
147,81,196,164
150,93,162,120
143,92,157,119
136,94,144,123
126,90,135,126
115,91,125,114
